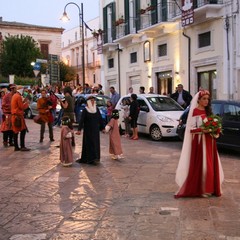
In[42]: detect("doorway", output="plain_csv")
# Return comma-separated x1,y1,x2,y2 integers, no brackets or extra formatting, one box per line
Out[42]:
156,71,173,95
197,70,217,99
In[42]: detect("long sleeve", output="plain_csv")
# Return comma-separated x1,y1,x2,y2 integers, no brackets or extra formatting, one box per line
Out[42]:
78,108,86,131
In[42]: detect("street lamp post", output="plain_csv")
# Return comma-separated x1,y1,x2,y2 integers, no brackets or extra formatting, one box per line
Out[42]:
61,2,85,87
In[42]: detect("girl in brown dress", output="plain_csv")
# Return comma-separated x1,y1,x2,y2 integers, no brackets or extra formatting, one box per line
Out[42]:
105,109,124,160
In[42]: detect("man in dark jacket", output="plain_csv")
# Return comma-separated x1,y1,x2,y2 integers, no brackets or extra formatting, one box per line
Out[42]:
170,84,192,109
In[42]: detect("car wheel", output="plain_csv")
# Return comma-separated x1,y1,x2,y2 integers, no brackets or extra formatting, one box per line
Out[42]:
26,109,33,119
150,125,162,141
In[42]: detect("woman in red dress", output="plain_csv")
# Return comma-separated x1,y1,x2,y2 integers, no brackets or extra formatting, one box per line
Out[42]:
175,90,224,198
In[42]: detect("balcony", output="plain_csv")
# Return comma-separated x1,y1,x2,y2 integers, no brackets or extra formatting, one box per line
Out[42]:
103,0,224,45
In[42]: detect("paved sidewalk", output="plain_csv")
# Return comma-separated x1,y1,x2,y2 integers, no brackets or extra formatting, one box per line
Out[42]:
0,119,240,240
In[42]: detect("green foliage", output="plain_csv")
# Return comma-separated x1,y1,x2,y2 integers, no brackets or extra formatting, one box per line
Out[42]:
0,74,36,86
59,61,76,82
0,35,43,77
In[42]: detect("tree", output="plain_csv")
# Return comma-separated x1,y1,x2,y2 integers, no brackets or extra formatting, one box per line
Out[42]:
0,35,42,77
59,61,76,82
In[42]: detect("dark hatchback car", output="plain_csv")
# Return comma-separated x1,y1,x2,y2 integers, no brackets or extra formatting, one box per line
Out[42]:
177,100,240,151
74,94,110,124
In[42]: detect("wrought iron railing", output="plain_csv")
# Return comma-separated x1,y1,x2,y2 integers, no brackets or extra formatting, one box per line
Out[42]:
103,0,223,43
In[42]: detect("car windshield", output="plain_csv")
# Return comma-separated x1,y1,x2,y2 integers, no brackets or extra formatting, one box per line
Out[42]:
95,96,109,107
146,96,183,111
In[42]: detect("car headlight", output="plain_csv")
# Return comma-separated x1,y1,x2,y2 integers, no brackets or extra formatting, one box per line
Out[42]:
157,115,173,122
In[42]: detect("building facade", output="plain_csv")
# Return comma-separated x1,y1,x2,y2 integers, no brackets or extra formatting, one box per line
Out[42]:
0,17,63,85
61,17,102,87
100,0,240,99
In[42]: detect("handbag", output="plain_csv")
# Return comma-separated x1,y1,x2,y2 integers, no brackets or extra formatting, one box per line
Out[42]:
33,115,43,124
14,115,22,128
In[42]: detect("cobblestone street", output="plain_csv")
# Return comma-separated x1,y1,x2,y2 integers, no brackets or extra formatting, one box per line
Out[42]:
0,119,239,240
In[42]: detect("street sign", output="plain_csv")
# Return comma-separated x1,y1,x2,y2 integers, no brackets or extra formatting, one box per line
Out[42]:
36,59,48,63
33,62,41,71
33,70,40,77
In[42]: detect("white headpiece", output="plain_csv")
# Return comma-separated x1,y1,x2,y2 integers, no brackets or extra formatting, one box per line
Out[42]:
86,99,97,113
175,91,201,187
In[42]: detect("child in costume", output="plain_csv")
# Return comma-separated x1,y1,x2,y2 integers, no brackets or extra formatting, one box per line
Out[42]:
105,109,124,160
60,116,73,167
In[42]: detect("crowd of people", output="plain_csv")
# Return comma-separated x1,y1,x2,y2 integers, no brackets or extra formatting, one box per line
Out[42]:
0,82,224,198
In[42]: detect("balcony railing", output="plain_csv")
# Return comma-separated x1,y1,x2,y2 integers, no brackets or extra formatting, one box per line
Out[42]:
103,0,223,43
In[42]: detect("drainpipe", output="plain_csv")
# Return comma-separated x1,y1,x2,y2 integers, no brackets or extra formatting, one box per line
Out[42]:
225,15,232,100
116,44,122,96
182,31,191,92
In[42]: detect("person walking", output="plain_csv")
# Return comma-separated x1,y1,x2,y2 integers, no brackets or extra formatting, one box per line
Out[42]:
59,116,73,167
105,109,124,160
109,86,120,109
59,86,76,146
175,90,224,198
48,90,58,124
76,96,105,165
37,89,54,143
129,93,139,140
11,86,30,151
170,84,192,108
1,84,16,147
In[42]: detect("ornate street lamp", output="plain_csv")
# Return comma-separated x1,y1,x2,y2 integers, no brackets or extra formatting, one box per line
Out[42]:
61,2,85,86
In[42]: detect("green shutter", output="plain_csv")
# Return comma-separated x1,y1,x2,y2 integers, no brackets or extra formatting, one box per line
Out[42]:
161,0,168,21
103,6,108,43
111,2,116,41
135,0,141,31
124,0,130,35
151,0,158,25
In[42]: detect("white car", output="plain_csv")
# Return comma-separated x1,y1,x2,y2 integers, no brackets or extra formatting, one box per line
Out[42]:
115,94,184,141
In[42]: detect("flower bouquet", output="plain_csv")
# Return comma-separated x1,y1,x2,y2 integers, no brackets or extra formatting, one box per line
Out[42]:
200,115,223,138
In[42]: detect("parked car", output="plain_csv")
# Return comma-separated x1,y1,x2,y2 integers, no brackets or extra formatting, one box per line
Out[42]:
74,94,110,124
115,94,184,141
25,93,64,119
177,100,240,151
0,83,10,90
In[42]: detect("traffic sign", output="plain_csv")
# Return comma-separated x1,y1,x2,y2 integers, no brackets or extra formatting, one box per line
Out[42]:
36,59,48,63
33,62,41,71
33,70,40,77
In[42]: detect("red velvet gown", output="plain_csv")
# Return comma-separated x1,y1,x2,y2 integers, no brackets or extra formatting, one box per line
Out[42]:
175,108,222,198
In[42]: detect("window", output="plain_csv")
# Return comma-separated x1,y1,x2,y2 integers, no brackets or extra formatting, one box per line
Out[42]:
75,32,78,41
40,43,49,59
108,58,114,68
130,52,137,63
223,104,240,121
158,44,167,57
198,32,211,48
144,41,151,62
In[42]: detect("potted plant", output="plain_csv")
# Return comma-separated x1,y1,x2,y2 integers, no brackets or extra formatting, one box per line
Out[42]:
92,30,99,37
146,4,155,11
118,16,124,24
98,28,104,34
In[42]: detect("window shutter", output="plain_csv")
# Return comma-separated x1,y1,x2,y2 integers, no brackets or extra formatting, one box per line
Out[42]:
135,0,141,31
161,0,168,22
151,0,158,25
103,6,108,43
111,2,116,41
124,0,130,35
